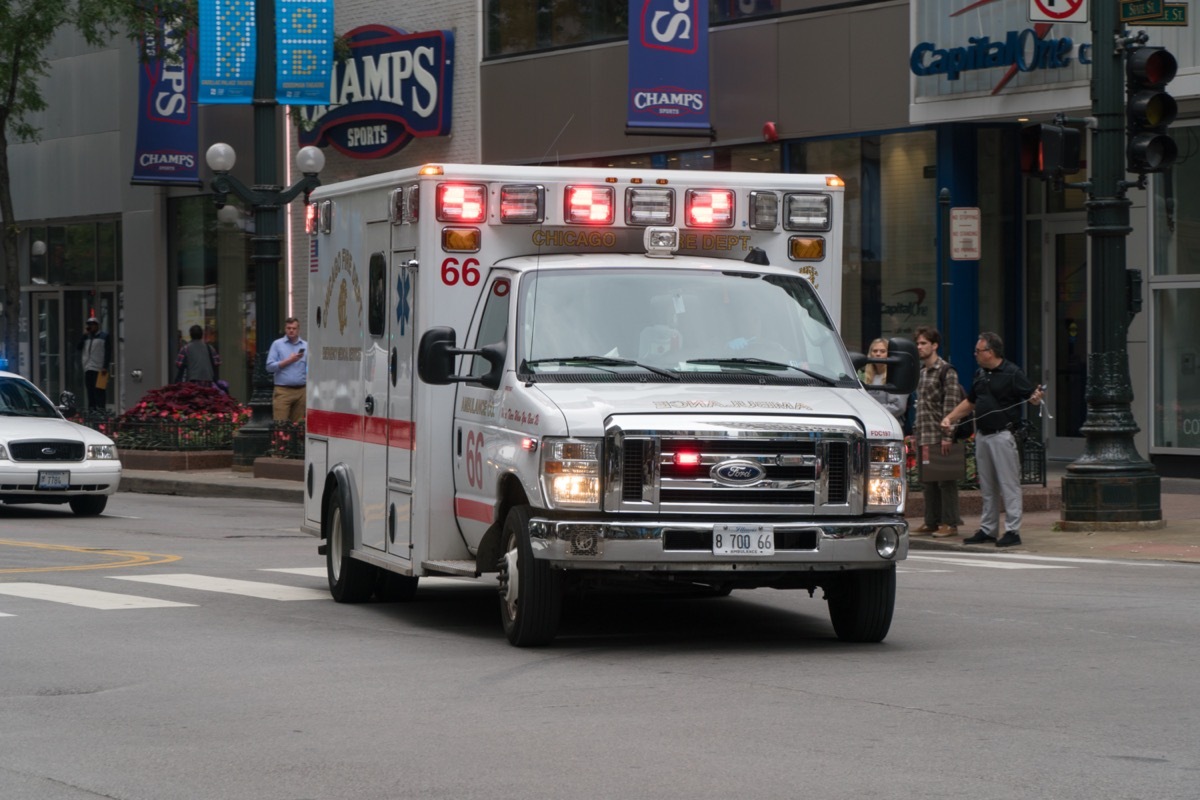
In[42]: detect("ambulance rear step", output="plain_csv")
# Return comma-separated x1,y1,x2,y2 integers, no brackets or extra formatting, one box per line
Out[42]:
422,560,480,577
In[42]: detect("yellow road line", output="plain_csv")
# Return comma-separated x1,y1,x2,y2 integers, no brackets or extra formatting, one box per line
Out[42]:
0,539,181,573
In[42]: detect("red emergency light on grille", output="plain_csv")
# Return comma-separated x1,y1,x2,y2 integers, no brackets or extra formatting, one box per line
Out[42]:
565,185,614,225
437,183,487,223
674,451,701,467
685,189,735,228
305,202,318,234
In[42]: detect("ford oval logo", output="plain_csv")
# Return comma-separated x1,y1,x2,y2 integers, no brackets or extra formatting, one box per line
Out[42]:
711,459,766,486
42,447,58,456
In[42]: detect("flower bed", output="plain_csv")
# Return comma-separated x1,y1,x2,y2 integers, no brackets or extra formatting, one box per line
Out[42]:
107,384,251,452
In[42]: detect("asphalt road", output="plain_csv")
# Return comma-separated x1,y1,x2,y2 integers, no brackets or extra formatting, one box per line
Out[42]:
2,493,1197,800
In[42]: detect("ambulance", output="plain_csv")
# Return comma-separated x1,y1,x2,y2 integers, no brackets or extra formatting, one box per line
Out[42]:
302,163,917,646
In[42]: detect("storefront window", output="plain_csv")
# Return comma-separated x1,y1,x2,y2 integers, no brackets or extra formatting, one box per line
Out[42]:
168,197,255,399
26,222,120,286
1153,125,1200,276
1154,287,1200,450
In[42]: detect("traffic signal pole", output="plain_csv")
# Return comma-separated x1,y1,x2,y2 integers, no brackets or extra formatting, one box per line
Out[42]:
1059,1,1162,527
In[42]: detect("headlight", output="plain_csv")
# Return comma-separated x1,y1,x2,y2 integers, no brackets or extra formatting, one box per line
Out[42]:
541,438,601,509
866,441,905,510
0,443,8,460
88,444,118,460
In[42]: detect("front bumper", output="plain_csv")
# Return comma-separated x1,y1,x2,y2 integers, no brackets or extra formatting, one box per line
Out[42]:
528,515,907,572
0,462,122,499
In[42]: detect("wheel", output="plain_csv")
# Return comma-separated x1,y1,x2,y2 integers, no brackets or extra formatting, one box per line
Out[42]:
497,505,562,646
826,567,896,643
375,570,419,602
69,496,108,516
325,489,375,603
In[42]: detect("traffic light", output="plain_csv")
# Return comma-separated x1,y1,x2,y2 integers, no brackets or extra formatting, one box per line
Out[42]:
1126,46,1178,174
1019,123,1081,180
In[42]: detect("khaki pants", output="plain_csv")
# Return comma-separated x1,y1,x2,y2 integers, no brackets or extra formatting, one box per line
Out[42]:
273,385,306,423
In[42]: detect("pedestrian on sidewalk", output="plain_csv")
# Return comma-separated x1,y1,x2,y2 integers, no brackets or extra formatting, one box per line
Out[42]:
174,325,221,385
267,317,307,423
911,327,964,538
76,315,111,413
942,332,1044,548
861,338,909,431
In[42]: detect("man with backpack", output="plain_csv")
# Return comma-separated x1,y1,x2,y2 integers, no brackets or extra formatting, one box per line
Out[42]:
175,325,221,385
912,326,965,538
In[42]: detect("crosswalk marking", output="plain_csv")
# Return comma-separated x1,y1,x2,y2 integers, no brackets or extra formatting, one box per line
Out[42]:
908,554,1072,570
0,583,195,610
111,573,329,601
262,567,326,578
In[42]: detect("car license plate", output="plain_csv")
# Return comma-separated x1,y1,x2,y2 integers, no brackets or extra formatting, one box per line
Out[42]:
37,470,70,490
714,524,774,556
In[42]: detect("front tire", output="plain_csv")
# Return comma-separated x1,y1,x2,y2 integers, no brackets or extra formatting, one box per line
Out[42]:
497,506,562,646
69,496,108,516
325,490,375,603
826,567,896,643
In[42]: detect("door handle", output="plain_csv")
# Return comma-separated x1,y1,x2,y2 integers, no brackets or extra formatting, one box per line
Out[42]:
390,347,397,386
364,395,375,415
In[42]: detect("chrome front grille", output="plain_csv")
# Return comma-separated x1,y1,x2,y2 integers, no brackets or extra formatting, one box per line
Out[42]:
8,440,85,462
604,415,864,515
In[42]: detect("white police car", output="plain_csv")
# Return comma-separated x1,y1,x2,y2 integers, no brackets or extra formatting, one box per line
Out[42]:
0,369,121,516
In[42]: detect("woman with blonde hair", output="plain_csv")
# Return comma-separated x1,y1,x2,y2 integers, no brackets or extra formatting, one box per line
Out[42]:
862,338,909,428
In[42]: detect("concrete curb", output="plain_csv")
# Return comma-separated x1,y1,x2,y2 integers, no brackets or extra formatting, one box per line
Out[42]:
119,474,304,504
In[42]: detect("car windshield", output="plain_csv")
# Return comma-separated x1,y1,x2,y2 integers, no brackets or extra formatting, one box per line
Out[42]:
517,267,855,383
0,376,60,418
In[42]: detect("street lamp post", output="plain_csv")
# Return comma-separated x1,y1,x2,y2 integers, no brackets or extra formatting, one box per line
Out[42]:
204,142,324,467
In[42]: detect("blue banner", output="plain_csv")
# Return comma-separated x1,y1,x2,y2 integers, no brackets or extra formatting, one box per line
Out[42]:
297,26,454,159
276,0,334,105
132,19,200,185
627,0,711,131
198,0,256,103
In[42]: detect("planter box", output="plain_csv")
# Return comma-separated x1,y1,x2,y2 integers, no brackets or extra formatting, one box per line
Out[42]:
120,449,233,471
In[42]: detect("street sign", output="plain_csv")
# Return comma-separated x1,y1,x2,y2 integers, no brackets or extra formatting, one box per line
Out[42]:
1031,0,1088,24
1141,3,1188,24
1121,0,1165,22
950,208,981,261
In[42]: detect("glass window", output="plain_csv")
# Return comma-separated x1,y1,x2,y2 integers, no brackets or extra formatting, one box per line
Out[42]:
64,224,97,284
97,222,119,282
1154,124,1200,276
1154,287,1200,449
28,226,48,284
472,276,511,378
368,253,386,337
47,227,67,285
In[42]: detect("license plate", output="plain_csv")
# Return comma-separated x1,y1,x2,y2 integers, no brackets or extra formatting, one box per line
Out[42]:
714,524,774,556
37,470,70,490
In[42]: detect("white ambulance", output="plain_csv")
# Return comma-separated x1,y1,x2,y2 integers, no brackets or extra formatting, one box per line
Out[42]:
302,163,917,646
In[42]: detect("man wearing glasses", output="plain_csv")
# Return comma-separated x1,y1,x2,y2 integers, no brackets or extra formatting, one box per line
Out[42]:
941,332,1044,548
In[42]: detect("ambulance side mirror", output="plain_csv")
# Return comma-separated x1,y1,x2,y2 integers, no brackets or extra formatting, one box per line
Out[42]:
849,337,918,395
417,326,507,391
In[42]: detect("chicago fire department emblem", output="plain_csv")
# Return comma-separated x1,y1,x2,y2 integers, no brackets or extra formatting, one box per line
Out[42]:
323,248,364,335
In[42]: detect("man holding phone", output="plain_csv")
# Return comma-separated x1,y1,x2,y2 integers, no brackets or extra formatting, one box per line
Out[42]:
267,317,308,422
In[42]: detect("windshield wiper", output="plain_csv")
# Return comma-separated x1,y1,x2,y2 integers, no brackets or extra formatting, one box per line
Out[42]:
684,358,837,385
523,355,680,380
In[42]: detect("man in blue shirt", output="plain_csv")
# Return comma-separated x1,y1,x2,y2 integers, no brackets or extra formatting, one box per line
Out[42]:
266,317,307,422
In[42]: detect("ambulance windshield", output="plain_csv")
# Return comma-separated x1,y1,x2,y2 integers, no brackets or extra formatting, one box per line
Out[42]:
518,268,856,384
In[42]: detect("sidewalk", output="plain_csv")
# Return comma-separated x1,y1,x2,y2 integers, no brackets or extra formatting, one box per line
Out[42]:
116,462,1200,564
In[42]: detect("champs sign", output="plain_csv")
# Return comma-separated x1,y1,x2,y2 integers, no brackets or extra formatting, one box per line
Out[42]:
297,25,454,159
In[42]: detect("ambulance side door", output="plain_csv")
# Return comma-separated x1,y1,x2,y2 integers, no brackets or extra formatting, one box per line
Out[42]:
453,274,513,549
386,251,416,563
360,228,391,552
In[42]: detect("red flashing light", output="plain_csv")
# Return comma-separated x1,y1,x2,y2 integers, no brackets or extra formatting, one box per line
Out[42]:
565,185,614,225
674,451,701,466
305,202,318,234
437,183,487,223
685,189,734,228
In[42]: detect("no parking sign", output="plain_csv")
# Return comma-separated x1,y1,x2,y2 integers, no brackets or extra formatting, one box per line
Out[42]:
1030,0,1088,23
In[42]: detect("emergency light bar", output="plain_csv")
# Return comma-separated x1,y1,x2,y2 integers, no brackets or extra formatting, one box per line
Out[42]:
749,191,778,230
626,187,674,226
500,185,544,223
684,189,734,228
437,183,487,223
784,193,831,231
789,236,825,261
565,186,615,224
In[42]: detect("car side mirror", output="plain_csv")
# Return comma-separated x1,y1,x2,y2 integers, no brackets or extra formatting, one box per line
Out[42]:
417,327,507,390
58,390,78,416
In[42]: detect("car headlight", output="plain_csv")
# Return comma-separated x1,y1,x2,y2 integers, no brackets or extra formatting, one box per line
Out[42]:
88,444,118,460
541,438,601,509
0,443,8,460
866,441,905,510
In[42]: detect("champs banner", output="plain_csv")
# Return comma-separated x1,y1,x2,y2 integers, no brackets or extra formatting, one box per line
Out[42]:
276,0,334,104
627,0,711,132
132,20,200,185
198,0,256,103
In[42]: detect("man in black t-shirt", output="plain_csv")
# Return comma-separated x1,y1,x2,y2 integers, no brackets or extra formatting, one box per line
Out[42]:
942,332,1044,548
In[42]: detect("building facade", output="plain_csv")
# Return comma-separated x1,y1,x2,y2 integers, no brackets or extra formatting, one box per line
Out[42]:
6,0,1196,475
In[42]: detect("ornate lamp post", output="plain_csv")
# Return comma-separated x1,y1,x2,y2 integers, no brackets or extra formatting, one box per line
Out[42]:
204,142,324,466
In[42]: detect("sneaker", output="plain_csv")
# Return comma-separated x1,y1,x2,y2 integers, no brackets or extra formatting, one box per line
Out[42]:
913,524,938,535
996,531,1022,548
932,525,958,538
963,531,997,545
